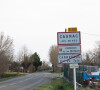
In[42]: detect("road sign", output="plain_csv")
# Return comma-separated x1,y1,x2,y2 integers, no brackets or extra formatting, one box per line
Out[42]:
57,63,63,67
58,45,81,54
58,54,81,64
68,28,77,32
57,29,81,90
70,64,79,68
57,32,81,45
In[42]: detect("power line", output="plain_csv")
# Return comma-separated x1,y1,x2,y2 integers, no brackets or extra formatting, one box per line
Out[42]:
81,32,100,37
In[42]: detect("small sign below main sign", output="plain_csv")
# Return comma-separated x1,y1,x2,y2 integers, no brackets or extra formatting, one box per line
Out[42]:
58,45,81,54
57,63,63,67
57,32,81,45
70,64,79,68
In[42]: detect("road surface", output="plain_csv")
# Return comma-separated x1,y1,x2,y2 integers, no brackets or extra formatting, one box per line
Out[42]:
0,72,58,90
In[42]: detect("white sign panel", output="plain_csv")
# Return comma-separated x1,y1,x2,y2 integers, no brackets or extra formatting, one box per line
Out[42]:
70,64,79,68
57,32,81,45
57,63,62,67
58,54,81,64
58,45,81,54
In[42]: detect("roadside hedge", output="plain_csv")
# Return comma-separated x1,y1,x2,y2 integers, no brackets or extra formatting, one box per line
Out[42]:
0,73,18,78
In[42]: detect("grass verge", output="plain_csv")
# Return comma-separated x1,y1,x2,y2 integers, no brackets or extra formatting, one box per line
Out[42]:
0,72,25,82
35,77,74,90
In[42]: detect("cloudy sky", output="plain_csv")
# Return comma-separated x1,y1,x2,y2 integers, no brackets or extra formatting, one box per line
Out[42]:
0,0,100,61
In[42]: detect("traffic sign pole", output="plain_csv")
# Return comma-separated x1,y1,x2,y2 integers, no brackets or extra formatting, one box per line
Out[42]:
58,63,62,77
73,68,76,90
70,64,78,90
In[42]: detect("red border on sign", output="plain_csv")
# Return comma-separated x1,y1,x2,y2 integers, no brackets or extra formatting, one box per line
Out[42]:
58,54,81,64
57,31,81,45
58,45,81,54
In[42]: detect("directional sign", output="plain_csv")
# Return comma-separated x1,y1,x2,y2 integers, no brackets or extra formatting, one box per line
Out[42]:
57,32,81,45
58,45,81,54
70,64,79,68
58,54,81,64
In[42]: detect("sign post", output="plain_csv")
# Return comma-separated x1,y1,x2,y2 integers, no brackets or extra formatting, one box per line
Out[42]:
73,68,76,90
57,28,81,90
57,63,63,78
70,64,79,90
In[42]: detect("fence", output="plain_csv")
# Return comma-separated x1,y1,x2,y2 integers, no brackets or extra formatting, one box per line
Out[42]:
64,64,99,84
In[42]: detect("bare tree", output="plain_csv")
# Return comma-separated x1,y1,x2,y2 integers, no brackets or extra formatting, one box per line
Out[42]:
49,45,58,72
93,41,100,66
81,41,100,66
0,32,14,73
81,51,96,65
17,46,31,72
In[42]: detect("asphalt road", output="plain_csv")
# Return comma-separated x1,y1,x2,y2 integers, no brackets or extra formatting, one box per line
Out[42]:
0,72,58,90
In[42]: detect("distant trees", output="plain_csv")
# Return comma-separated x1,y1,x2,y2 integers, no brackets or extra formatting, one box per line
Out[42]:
81,41,100,66
0,32,14,73
49,45,58,72
10,61,20,72
32,52,42,71
0,32,49,73
17,48,42,72
21,52,42,72
0,32,43,73
16,46,29,72
21,55,30,72
41,61,51,70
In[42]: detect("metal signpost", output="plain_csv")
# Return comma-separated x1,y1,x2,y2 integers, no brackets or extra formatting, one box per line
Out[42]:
57,28,81,90
57,63,63,77
70,63,79,90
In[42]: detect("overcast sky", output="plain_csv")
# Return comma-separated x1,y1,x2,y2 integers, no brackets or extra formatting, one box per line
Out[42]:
0,0,100,61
